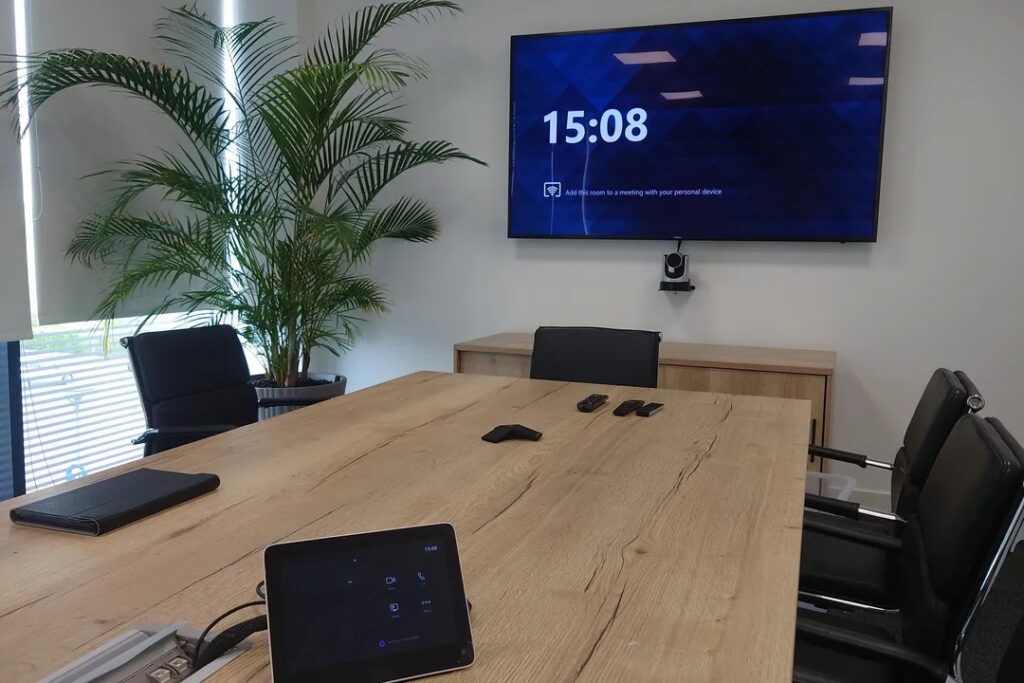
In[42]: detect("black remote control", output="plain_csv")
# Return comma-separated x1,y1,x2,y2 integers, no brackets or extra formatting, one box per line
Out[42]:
636,402,664,418
613,399,646,417
482,424,543,443
577,394,609,413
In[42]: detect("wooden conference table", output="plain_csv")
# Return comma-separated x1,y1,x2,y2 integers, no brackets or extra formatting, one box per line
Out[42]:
0,372,810,682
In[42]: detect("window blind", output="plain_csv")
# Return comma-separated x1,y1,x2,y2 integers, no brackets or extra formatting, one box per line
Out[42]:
0,2,32,342
27,0,218,325
20,315,186,492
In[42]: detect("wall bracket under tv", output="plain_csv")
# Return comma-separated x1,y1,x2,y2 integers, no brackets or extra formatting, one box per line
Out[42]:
660,281,695,293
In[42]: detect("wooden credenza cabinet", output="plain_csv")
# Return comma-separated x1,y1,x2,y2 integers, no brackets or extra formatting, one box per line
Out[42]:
454,332,836,475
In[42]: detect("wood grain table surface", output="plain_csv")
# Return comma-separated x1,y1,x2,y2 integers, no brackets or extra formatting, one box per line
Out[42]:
0,372,810,682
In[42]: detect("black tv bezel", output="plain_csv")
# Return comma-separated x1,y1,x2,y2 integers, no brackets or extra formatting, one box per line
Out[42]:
506,6,893,243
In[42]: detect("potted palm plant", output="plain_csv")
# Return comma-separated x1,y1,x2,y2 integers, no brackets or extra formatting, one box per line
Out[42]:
1,1,479,415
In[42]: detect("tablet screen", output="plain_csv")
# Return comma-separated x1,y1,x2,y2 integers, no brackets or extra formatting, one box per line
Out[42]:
264,524,474,682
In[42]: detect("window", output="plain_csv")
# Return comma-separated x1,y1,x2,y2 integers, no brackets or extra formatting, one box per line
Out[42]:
20,314,187,492
13,0,255,494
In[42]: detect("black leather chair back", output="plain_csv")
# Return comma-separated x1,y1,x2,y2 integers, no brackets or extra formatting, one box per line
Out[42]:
898,415,1023,658
529,326,661,388
891,369,984,516
123,325,257,455
955,418,1024,683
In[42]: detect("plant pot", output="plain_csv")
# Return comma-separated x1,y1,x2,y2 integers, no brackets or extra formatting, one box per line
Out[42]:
254,373,347,420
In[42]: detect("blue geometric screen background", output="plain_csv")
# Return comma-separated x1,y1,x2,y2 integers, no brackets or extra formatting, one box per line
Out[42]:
508,9,891,240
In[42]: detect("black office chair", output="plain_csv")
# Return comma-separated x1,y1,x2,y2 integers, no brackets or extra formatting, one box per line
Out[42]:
123,325,321,456
800,370,984,607
529,326,661,388
806,369,984,521
792,414,1024,682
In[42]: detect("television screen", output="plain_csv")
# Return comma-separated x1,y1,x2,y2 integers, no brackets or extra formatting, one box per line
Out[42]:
507,8,892,241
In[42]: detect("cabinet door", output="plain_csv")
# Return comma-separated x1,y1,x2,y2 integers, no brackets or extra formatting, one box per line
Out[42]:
456,351,531,378
659,365,827,485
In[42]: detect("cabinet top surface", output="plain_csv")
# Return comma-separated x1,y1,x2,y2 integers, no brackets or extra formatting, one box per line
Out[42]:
456,332,836,375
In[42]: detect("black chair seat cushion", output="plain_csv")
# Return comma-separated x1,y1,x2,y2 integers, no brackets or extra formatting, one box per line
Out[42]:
794,611,902,683
151,383,257,429
800,525,894,606
794,639,898,683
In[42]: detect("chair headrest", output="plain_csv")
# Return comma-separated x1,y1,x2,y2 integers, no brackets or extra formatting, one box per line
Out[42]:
902,369,975,486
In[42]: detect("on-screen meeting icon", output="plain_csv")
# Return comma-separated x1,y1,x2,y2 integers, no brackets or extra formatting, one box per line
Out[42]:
543,182,561,198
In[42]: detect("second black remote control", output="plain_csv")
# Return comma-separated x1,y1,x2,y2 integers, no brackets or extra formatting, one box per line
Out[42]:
636,402,664,417
613,399,646,417
577,394,609,413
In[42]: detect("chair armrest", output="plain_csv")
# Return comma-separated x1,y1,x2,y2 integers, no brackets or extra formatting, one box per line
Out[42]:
808,445,894,471
795,615,948,681
859,507,906,525
809,445,867,467
793,666,841,683
805,493,861,520
132,425,237,445
805,495,906,526
804,514,902,551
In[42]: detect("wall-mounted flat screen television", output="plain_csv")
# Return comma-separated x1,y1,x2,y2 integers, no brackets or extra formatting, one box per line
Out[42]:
507,8,892,241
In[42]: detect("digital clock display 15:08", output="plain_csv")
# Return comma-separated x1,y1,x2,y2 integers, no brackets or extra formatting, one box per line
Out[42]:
543,108,649,145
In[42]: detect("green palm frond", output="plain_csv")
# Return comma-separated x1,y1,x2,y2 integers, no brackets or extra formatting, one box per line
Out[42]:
156,6,296,101
0,1,481,387
154,4,298,180
300,275,390,356
346,48,430,90
154,6,236,93
69,212,234,272
90,153,231,215
1,49,229,156
309,1,461,66
340,140,480,211
350,196,438,261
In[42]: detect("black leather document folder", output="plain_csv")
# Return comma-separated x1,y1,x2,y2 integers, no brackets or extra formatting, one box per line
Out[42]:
9,468,220,536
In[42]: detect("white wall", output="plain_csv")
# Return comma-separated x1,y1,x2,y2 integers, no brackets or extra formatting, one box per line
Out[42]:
300,0,1024,506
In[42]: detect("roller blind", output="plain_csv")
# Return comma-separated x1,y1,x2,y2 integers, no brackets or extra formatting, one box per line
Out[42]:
0,2,32,342
28,1,218,325
242,1,297,29
20,315,182,492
